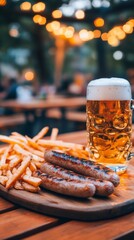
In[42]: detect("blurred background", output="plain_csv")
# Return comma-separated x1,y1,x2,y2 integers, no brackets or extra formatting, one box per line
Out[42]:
0,0,134,136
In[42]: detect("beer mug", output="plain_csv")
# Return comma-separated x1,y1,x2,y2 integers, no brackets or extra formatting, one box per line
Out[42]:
86,77,133,174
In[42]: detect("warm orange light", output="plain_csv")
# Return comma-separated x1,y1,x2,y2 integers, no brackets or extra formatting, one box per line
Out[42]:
9,28,19,37
94,18,104,27
93,29,101,38
20,2,31,11
51,21,60,31
88,31,94,40
101,32,108,41
52,10,62,19
107,36,119,47
32,2,45,12
25,71,34,81
46,23,53,32
54,26,66,36
0,0,6,6
33,15,42,23
108,26,126,40
33,15,46,25
64,26,74,38
39,17,46,25
128,19,134,27
79,29,91,41
75,10,85,19
123,23,133,34
69,33,83,46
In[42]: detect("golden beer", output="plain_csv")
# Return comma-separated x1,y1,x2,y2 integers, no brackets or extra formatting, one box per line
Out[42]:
86,78,132,173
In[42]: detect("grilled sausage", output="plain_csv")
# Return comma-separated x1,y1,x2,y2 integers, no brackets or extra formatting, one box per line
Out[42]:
40,162,114,196
44,150,120,187
34,170,96,198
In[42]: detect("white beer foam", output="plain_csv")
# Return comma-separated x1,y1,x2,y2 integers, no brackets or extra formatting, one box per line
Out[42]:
87,77,131,100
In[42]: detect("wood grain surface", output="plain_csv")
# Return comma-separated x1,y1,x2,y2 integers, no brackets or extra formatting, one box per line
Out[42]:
0,158,134,221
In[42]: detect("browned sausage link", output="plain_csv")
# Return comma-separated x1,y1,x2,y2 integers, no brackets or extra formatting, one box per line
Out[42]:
44,150,120,187
34,170,95,198
40,162,114,196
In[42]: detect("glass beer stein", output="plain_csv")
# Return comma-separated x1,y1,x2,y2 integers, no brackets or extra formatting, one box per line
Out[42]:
86,77,133,174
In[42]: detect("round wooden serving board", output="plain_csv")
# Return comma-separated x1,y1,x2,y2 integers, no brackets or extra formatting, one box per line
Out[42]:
0,159,134,221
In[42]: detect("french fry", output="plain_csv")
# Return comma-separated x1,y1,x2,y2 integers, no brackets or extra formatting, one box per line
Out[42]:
0,146,8,154
22,175,41,187
22,182,40,192
25,167,32,176
0,135,25,147
6,156,31,189
38,139,84,150
14,180,24,190
33,126,49,142
0,125,88,193
6,170,12,178
23,144,44,158
13,144,44,162
0,176,8,186
26,136,44,151
29,162,37,172
0,164,8,170
9,155,22,169
0,145,12,167
50,128,59,141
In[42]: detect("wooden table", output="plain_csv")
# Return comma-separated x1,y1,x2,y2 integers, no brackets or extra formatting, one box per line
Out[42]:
0,97,86,111
0,97,86,135
0,130,134,240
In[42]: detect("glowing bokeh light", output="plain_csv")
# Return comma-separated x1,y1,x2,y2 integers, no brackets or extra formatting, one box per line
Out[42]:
32,2,45,12
94,18,104,27
25,71,35,81
75,10,85,19
101,32,108,41
0,0,6,6
52,10,62,19
93,29,101,38
9,28,19,37
20,2,31,11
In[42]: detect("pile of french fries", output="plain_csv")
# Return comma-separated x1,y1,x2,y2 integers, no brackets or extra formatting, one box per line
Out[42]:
0,126,89,192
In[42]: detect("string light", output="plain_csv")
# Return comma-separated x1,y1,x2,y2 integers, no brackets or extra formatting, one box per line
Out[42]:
75,10,85,20
0,0,6,6
45,16,134,47
33,15,46,25
94,18,104,27
93,29,101,38
107,35,119,47
20,2,31,11
101,32,108,41
32,2,45,12
123,22,133,34
52,10,62,19
79,29,90,41
24,71,35,81
64,26,74,38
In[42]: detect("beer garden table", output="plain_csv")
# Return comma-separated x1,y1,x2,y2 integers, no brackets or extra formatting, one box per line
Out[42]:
0,130,134,240
0,97,86,135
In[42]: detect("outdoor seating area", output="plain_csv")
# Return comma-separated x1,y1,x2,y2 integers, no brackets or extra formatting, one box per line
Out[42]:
0,1,134,239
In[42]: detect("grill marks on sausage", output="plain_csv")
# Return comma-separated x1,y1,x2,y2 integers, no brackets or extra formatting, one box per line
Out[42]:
44,150,120,187
40,162,115,197
35,170,96,198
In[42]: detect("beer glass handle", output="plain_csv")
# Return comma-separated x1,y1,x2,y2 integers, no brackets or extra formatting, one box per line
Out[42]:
130,99,134,110
128,152,134,160
129,99,134,160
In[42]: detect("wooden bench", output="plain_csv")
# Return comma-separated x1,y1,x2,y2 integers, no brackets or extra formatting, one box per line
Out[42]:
46,109,86,132
0,114,26,134
46,109,86,122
